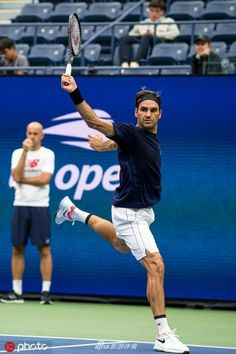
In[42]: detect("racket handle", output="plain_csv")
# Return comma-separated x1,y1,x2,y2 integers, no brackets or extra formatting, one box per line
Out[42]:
62,63,72,86
65,63,72,75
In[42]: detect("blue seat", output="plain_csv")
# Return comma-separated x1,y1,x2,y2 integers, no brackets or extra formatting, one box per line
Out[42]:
122,2,149,22
211,23,236,44
0,25,25,42
147,43,189,65
83,3,122,22
226,41,236,62
94,24,130,46
12,3,53,22
167,1,204,20
15,43,30,57
161,67,191,75
20,25,60,45
54,24,95,45
175,23,215,44
49,3,88,22
201,1,236,19
84,44,102,65
28,44,65,66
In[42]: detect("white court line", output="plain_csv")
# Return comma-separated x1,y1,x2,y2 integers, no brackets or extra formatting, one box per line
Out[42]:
0,334,235,351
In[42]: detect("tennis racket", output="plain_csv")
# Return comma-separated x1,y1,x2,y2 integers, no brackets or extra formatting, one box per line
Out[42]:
63,13,82,85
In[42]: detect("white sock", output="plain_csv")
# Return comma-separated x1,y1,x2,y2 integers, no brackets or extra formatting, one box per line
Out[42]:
42,281,51,293
13,280,22,295
155,315,171,336
73,207,91,224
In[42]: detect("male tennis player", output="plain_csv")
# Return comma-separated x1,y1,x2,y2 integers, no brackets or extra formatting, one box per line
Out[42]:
56,75,189,353
1,122,55,305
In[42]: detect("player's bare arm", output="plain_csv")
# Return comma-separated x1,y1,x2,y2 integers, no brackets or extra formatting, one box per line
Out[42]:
61,75,115,137
88,134,117,152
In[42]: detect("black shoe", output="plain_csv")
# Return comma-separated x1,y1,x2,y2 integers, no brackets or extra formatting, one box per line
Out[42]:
0,291,24,304
40,291,53,305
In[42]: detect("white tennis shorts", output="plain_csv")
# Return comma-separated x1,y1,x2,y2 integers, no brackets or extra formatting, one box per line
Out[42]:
111,206,159,261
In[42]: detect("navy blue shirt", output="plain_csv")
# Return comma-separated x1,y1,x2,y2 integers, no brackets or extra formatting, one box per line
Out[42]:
110,123,161,208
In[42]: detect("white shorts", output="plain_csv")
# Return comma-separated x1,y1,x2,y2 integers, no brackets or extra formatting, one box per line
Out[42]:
111,206,159,261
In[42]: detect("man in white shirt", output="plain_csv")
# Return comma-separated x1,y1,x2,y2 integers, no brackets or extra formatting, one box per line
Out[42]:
1,122,55,304
119,0,179,67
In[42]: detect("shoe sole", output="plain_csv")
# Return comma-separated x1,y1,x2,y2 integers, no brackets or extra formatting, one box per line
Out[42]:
40,301,53,305
55,196,70,224
154,347,189,354
0,299,24,304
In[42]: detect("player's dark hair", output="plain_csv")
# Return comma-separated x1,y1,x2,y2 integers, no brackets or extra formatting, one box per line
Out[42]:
0,37,15,52
136,89,161,110
149,0,165,11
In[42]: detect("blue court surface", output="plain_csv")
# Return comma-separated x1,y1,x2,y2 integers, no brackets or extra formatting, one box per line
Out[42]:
0,335,235,354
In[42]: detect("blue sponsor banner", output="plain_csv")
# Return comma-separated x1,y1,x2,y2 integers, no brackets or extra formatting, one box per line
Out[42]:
0,76,235,301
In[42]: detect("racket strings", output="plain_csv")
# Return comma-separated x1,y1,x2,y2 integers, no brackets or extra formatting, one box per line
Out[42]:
69,17,81,56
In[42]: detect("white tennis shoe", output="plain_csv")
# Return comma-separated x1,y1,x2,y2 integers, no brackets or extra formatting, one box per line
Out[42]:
154,330,189,353
55,196,76,225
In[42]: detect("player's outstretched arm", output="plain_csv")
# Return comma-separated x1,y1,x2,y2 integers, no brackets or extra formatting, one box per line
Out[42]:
88,134,117,152
61,74,114,137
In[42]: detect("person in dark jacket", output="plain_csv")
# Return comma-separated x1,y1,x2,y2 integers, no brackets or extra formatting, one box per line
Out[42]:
191,36,222,75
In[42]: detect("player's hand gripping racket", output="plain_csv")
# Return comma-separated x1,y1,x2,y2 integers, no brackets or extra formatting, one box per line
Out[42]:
63,13,82,86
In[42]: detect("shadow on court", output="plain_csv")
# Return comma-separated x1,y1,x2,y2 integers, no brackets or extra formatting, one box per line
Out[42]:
0,335,235,354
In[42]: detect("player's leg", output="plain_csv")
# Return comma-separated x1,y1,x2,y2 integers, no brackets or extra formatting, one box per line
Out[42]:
1,206,28,303
55,196,130,253
140,250,165,316
112,206,189,354
31,207,53,304
38,245,53,304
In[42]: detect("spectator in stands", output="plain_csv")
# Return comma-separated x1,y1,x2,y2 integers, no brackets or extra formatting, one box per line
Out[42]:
191,36,222,75
0,37,29,75
119,0,179,67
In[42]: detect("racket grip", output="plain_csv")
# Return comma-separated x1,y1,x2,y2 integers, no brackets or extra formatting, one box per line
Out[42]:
65,63,72,75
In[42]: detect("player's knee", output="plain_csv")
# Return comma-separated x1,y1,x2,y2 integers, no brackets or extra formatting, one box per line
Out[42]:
39,245,51,258
146,251,165,277
12,246,24,256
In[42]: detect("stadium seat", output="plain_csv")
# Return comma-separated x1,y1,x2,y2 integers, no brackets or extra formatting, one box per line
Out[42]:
84,44,102,65
15,43,30,57
175,23,215,44
147,43,189,65
83,3,122,22
167,1,205,20
226,41,236,63
49,3,88,22
28,44,65,66
201,1,236,19
74,44,102,66
211,23,236,44
12,3,53,22
0,25,25,42
161,67,191,75
122,2,149,22
94,24,130,46
176,23,215,44
187,41,227,60
20,25,60,45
